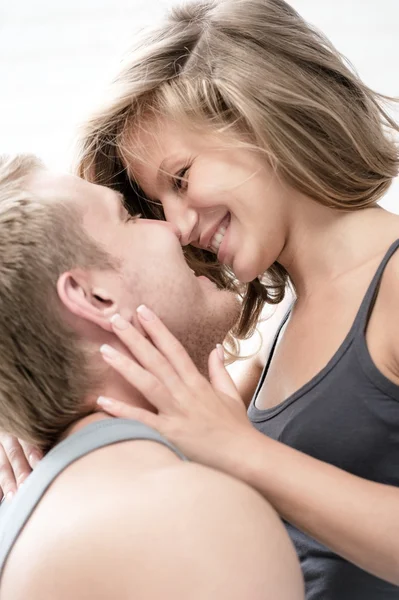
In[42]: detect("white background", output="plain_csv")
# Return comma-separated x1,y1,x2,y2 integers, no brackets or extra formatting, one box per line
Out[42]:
1,0,398,367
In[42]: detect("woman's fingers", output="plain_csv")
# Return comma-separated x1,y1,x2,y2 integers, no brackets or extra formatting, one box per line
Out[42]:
19,439,42,470
2,435,33,487
0,445,17,501
97,398,161,431
208,347,241,401
0,434,34,499
100,343,177,412
135,306,201,385
109,314,187,397
0,435,42,501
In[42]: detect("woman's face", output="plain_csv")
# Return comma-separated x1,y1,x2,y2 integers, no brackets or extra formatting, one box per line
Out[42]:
125,118,295,283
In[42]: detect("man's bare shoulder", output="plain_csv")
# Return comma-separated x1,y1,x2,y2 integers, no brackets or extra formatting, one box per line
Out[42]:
1,446,304,600
1,436,183,599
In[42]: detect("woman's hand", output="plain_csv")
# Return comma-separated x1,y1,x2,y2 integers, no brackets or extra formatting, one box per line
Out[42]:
97,305,257,470
0,433,42,501
97,306,399,586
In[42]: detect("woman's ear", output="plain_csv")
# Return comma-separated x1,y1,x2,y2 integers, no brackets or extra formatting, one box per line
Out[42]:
57,270,118,332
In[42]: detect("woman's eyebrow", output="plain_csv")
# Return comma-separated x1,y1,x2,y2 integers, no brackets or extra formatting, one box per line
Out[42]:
157,159,169,187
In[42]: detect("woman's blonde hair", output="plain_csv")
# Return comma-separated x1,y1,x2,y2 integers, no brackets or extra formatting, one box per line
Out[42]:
76,0,399,340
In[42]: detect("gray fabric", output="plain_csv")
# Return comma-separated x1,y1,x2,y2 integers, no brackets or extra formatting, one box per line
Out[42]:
0,418,186,577
248,239,399,599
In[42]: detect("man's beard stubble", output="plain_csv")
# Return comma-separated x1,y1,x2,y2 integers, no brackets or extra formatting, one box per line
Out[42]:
177,292,241,378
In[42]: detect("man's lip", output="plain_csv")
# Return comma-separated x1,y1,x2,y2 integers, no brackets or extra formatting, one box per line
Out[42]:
199,213,230,250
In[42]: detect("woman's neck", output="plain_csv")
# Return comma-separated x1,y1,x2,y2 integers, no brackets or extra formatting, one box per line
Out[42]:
278,201,399,299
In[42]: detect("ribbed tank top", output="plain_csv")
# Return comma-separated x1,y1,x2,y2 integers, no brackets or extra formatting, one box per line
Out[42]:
0,418,186,582
248,239,399,600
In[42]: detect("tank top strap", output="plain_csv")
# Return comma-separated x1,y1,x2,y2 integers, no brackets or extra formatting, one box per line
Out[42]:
352,238,399,334
252,306,292,401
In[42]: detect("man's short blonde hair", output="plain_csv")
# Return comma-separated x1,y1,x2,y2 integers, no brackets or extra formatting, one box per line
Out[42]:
0,155,114,451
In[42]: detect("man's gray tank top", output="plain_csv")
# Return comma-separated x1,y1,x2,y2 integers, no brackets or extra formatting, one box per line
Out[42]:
0,418,186,580
248,239,399,599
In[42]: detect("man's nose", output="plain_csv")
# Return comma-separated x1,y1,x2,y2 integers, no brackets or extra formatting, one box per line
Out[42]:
162,200,198,246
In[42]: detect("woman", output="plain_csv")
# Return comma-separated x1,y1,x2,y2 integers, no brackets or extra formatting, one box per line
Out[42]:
1,0,399,598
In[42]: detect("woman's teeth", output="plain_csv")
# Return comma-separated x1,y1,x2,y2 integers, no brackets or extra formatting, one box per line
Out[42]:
209,214,230,253
210,227,226,252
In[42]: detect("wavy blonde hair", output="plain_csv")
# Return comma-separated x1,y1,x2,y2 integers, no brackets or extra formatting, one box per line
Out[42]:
76,0,399,340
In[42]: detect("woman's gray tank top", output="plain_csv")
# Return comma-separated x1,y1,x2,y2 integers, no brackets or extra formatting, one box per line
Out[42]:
248,239,399,599
0,418,186,580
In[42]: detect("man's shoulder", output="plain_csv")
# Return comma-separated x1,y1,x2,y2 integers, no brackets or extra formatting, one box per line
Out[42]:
2,457,283,600
2,451,304,600
1,436,185,598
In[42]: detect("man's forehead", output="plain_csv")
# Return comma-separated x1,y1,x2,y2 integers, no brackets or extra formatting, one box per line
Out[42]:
30,170,93,203
29,170,119,224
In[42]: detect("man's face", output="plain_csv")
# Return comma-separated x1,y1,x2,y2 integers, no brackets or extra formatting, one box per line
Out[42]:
32,171,240,373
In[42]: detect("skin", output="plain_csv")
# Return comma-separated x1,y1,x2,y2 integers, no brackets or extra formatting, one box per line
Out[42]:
126,119,291,284
0,172,304,599
2,113,399,585
93,116,399,585
228,295,294,407
0,170,239,496
2,450,304,600
34,170,240,379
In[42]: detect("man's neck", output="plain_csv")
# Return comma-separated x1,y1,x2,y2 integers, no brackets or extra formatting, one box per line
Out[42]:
62,371,156,441
63,410,116,439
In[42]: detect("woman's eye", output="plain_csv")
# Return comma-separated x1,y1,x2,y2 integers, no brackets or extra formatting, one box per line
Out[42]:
173,167,190,192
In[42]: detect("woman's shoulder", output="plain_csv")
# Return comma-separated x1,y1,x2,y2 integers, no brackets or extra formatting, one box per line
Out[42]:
368,242,399,376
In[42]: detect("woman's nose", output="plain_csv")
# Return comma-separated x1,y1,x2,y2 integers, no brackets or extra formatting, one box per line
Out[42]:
162,200,198,246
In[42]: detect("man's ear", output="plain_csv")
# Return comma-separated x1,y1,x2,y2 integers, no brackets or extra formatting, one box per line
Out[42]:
57,270,118,332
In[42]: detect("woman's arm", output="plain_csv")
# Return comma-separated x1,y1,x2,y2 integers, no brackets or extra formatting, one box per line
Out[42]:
220,427,399,586
97,307,399,586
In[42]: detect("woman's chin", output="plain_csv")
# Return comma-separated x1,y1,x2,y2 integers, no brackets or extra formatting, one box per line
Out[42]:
231,260,258,284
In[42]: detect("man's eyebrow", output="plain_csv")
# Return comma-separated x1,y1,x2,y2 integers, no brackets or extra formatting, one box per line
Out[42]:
109,190,127,219
114,190,129,212
114,191,125,203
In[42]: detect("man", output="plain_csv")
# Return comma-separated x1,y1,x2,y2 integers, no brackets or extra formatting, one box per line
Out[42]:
0,155,303,599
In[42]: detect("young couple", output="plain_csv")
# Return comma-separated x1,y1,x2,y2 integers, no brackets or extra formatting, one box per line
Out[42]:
0,0,399,598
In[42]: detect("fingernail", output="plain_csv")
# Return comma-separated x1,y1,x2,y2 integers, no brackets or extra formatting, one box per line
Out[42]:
111,314,129,330
137,305,155,321
97,396,114,407
216,344,224,361
29,452,41,469
6,491,14,502
100,344,118,359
